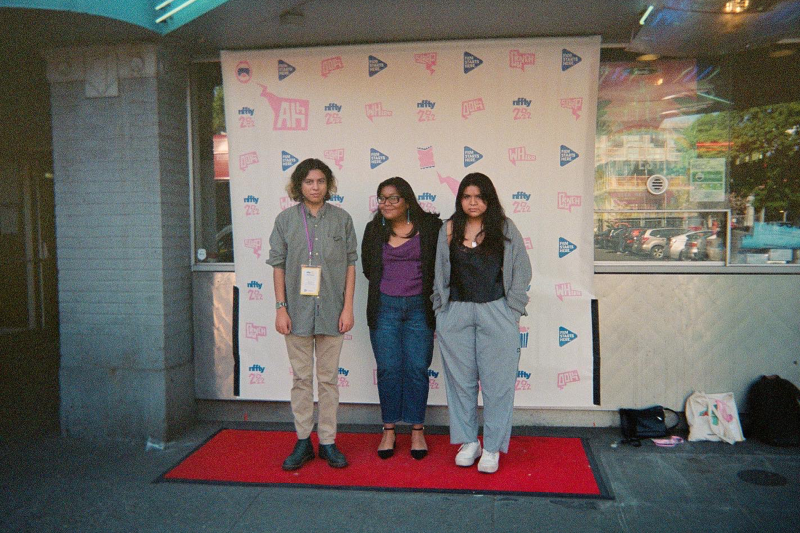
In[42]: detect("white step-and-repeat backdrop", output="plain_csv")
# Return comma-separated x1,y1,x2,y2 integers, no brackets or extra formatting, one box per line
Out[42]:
221,36,600,407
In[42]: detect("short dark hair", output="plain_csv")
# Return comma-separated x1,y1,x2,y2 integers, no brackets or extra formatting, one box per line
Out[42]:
286,158,337,202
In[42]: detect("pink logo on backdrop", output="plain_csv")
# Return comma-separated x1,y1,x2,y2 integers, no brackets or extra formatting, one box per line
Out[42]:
259,86,309,131
557,370,580,390
437,172,460,196
324,149,345,170
524,237,533,249
509,50,536,71
508,146,537,166
369,195,379,213
236,61,252,83
239,151,259,171
560,97,584,119
555,283,582,301
365,102,393,121
429,369,441,389
245,322,267,341
244,238,262,259
461,98,485,119
280,197,299,211
417,146,435,169
414,52,437,74
557,192,582,212
321,56,344,78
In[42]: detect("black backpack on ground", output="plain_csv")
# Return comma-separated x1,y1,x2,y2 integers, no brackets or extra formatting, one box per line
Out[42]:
746,375,800,447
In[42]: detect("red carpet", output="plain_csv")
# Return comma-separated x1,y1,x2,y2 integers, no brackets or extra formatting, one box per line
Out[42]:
158,429,612,498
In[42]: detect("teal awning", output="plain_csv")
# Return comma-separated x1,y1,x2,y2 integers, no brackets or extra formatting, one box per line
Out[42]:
1,0,229,33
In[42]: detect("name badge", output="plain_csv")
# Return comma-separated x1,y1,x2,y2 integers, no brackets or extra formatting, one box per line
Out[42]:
300,265,322,296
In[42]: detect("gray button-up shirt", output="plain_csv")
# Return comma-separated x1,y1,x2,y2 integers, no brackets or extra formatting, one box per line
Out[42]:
267,202,358,337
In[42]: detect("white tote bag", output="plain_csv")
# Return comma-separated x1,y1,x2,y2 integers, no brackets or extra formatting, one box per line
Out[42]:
685,391,745,444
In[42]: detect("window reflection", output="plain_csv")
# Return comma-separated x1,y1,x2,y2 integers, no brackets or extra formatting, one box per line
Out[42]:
192,63,233,264
594,49,800,266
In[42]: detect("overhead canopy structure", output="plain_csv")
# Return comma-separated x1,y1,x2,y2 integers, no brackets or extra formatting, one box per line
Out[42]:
1,0,230,33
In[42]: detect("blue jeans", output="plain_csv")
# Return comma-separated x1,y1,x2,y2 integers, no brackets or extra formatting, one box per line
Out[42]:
369,293,434,425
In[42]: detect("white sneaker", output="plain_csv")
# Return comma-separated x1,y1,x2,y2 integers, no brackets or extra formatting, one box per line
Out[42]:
455,441,482,467
477,450,500,473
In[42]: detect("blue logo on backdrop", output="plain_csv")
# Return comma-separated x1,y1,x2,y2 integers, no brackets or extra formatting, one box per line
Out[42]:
278,60,296,80
560,145,579,166
464,146,483,167
282,151,299,171
370,148,389,169
519,328,529,348
329,194,344,203
418,192,436,202
464,52,483,74
558,237,577,258
559,326,578,347
562,49,582,71
369,55,388,77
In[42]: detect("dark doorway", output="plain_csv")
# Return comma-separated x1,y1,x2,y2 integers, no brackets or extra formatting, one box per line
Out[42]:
0,42,59,437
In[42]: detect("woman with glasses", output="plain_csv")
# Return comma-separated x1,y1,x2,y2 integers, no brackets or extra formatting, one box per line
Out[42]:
362,177,442,460
432,172,532,473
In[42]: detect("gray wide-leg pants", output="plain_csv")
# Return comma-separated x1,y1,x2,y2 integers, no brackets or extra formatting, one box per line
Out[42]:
436,298,521,453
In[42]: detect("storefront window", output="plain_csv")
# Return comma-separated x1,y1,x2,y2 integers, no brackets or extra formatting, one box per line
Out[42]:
595,48,800,267
191,62,233,265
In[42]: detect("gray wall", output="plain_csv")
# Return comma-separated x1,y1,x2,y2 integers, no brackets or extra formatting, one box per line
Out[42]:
47,44,194,441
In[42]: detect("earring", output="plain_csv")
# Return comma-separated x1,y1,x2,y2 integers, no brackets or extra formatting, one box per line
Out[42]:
406,210,411,224
381,216,386,226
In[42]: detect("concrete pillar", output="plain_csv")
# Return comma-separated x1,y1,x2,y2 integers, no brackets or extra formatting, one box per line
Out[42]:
45,44,194,441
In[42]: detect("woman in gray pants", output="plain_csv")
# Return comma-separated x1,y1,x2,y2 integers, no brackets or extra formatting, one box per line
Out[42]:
432,172,532,473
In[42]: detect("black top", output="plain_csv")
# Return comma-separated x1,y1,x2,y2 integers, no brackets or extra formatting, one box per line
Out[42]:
449,245,504,303
362,212,443,329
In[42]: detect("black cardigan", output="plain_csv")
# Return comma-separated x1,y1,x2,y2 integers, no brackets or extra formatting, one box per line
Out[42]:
361,212,442,330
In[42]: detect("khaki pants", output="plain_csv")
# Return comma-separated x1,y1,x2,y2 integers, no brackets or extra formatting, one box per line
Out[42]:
285,334,344,445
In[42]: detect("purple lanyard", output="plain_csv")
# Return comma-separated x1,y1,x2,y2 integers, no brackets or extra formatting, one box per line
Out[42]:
300,203,316,264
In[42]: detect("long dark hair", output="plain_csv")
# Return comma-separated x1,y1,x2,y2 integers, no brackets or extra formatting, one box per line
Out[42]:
371,177,428,241
450,172,508,257
286,158,337,202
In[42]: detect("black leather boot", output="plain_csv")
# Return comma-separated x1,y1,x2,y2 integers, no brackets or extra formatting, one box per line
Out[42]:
282,437,314,471
318,442,348,468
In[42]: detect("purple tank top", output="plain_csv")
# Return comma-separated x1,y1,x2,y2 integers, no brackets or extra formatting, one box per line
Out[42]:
380,234,423,296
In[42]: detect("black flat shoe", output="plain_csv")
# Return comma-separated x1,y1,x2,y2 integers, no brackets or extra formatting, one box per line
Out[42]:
377,426,395,459
282,437,314,471
410,426,428,460
318,442,348,468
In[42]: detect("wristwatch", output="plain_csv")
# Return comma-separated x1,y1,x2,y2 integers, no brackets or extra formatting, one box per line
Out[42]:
275,301,288,310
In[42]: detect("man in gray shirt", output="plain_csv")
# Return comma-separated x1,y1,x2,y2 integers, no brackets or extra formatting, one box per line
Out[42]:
267,158,357,470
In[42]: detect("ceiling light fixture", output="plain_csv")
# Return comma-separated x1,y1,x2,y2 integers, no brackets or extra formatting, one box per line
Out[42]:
155,0,200,24
769,48,796,58
637,53,660,61
639,5,655,25
724,0,750,13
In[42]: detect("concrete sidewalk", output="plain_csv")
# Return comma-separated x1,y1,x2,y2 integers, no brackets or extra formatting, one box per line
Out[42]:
2,422,799,532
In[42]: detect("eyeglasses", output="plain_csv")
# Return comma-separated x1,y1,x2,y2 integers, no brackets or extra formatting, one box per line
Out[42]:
377,195,402,205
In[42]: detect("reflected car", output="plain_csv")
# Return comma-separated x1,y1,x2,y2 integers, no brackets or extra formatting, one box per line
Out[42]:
615,227,646,253
633,228,686,259
697,230,726,261
668,230,715,260
597,227,627,249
